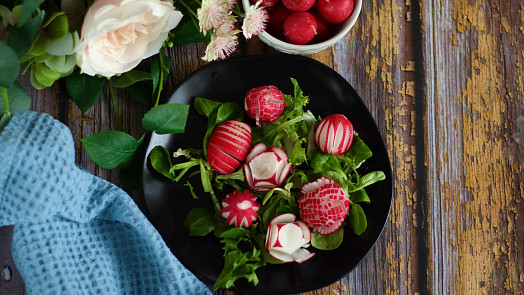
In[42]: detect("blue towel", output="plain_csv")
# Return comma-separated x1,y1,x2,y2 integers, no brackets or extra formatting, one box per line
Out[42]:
0,111,211,295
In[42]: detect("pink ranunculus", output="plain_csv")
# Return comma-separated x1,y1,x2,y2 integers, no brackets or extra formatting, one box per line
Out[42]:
76,0,183,77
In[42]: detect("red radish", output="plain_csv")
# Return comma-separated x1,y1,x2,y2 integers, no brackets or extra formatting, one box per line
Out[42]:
221,189,260,228
244,85,286,126
244,143,293,191
283,12,317,45
282,0,315,12
265,213,315,263
267,3,293,39
316,0,354,24
298,177,350,235
314,114,354,155
310,10,331,43
207,120,252,174
250,0,280,7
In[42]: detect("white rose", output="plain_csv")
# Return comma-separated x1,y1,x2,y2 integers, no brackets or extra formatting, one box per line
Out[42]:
76,0,182,77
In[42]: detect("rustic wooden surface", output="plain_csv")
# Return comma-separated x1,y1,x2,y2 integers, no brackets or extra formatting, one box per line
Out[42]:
1,0,523,294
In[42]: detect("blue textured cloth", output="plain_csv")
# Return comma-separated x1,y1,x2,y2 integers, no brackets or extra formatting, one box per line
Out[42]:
0,111,211,295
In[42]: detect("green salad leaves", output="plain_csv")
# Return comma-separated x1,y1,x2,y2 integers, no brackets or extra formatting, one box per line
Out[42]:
148,78,386,290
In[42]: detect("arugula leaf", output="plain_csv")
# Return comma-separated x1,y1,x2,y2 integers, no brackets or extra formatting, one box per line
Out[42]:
349,203,367,235
219,227,251,239
184,207,216,236
81,130,139,169
142,103,189,134
311,227,344,250
214,248,263,290
149,145,174,180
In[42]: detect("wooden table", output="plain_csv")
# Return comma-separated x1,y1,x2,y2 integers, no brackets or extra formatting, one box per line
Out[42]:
1,0,523,294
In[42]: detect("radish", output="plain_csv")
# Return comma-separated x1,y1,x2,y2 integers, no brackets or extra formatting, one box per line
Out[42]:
267,3,293,39
250,0,280,7
244,85,286,126
298,177,350,235
207,120,252,174
283,12,317,45
316,0,354,24
244,143,293,191
221,189,260,228
282,0,315,12
265,213,315,263
314,113,354,155
310,10,331,43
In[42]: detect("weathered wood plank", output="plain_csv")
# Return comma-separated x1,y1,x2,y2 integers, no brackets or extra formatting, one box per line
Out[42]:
423,0,524,294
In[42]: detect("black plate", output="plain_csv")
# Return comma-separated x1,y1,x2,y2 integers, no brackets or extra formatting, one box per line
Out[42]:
140,54,392,294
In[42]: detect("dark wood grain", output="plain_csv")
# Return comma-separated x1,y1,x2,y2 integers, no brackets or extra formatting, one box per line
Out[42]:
1,0,523,294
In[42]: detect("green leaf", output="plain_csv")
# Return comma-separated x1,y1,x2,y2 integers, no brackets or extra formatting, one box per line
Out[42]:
347,171,386,193
311,227,344,250
65,70,105,112
184,207,216,236
151,51,172,95
346,135,373,169
113,70,152,88
148,145,174,180
8,10,45,57
214,248,262,290
0,115,9,133
119,134,146,192
350,189,371,204
81,130,139,169
194,96,222,117
0,81,31,114
216,102,244,124
219,227,251,239
170,3,210,46
289,137,307,165
30,62,62,88
349,203,367,235
124,80,154,105
45,13,68,39
0,43,20,88
142,103,189,134
17,0,44,27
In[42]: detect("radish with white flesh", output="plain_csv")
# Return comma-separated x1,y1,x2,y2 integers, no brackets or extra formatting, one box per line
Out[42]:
298,177,350,235
244,143,293,191
315,114,354,155
265,213,315,263
244,85,286,126
221,189,260,228
207,120,252,174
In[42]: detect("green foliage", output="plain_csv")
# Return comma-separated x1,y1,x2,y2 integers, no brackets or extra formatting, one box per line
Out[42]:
184,207,216,236
114,70,153,88
311,227,344,250
349,203,367,235
8,10,45,57
81,130,140,169
17,0,44,27
0,42,20,88
0,81,31,114
142,103,189,134
149,145,174,179
171,0,210,46
65,70,106,112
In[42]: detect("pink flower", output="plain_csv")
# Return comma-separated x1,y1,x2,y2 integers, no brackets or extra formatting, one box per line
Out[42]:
242,1,268,39
215,17,238,36
197,0,231,34
202,33,238,61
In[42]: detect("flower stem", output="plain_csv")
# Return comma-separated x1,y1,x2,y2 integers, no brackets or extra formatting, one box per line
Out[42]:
153,52,166,108
1,87,10,118
108,79,123,131
176,0,198,18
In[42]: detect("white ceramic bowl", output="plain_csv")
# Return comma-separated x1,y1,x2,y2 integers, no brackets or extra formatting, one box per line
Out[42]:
241,0,362,54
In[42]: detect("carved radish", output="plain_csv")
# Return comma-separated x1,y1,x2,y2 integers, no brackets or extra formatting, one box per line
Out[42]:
265,213,315,263
221,189,260,228
244,143,293,191
298,177,350,235
244,85,286,126
207,120,252,174
314,114,354,155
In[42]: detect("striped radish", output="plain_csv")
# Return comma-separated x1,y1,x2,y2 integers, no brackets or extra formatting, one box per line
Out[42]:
221,189,260,228
207,120,252,174
298,177,350,235
243,143,293,191
314,114,354,155
244,85,286,126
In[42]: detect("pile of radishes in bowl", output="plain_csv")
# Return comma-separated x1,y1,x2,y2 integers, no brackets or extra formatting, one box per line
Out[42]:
149,78,385,289
242,0,361,54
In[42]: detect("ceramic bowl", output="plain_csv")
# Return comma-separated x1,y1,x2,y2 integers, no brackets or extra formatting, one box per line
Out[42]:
241,0,362,54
